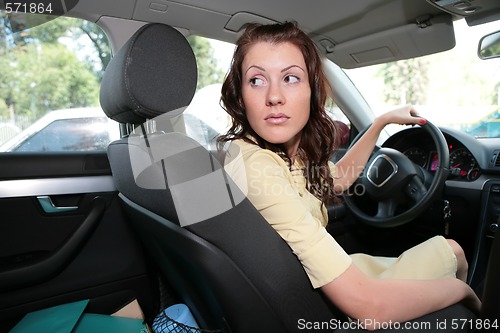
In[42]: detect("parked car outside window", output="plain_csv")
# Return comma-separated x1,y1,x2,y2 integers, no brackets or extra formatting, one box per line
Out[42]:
0,108,119,152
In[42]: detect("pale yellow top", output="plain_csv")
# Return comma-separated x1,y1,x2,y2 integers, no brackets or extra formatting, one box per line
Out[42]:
224,139,457,289
224,139,352,288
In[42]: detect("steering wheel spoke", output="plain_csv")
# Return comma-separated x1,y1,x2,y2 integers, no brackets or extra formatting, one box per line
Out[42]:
375,198,399,219
404,175,428,204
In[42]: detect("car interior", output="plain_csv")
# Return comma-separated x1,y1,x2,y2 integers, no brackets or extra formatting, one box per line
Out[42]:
1,0,500,332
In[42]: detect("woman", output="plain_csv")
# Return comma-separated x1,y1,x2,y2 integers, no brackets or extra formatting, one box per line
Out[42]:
218,22,480,328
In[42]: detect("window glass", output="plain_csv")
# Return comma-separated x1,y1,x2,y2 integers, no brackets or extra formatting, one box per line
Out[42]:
13,117,115,152
345,19,500,138
182,37,230,149
0,14,119,152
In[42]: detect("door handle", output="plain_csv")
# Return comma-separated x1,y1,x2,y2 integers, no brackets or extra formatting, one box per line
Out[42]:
0,197,106,291
37,195,78,213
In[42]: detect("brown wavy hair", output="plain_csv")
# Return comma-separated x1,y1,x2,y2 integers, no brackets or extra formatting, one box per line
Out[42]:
218,21,340,205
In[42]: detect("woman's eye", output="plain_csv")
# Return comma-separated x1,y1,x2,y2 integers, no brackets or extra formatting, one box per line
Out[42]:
285,75,299,84
250,77,265,86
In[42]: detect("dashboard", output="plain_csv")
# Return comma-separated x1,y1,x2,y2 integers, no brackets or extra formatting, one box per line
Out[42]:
382,127,486,182
379,125,500,301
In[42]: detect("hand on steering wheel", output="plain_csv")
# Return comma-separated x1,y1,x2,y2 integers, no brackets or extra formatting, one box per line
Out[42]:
344,119,449,228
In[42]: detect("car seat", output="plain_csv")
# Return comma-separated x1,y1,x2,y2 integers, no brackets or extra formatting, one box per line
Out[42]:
100,23,477,333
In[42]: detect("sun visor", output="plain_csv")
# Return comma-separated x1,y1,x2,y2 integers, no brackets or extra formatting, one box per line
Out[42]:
326,14,455,69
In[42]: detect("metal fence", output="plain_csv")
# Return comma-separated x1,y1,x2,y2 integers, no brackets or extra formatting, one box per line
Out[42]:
0,114,38,145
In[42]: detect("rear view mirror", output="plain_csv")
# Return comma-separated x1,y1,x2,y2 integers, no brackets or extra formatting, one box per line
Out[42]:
478,30,500,60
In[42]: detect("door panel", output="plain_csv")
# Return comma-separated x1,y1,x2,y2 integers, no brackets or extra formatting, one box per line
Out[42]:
0,194,107,290
0,153,156,331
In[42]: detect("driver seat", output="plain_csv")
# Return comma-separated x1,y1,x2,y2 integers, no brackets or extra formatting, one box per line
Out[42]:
100,23,477,332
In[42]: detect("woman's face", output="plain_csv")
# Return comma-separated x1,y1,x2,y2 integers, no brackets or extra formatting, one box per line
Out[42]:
241,41,311,156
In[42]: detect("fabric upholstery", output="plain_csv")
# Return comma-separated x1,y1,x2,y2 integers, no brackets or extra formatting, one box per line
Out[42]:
100,23,197,124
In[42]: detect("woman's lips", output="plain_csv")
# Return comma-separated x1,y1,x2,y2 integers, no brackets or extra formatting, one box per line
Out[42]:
264,113,290,125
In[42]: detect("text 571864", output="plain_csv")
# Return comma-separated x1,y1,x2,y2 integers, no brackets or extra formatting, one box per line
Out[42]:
4,2,53,14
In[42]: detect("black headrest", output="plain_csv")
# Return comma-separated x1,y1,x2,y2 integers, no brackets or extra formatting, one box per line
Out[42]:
100,23,197,124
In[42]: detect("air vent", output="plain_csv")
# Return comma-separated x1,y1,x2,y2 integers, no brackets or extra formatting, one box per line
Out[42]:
490,150,500,168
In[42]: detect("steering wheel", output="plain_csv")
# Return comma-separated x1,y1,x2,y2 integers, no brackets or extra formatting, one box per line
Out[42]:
343,119,449,228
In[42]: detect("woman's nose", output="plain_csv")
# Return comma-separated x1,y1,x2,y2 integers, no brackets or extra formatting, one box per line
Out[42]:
266,83,285,106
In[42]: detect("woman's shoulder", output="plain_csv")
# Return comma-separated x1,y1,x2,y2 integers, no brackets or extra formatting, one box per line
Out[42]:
229,139,279,158
228,138,284,165
230,138,259,153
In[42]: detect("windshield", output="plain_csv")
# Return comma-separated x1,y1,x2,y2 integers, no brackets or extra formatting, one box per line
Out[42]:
345,19,500,138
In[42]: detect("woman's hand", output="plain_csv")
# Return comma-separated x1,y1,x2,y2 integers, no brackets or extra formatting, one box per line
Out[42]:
335,105,426,192
374,104,427,128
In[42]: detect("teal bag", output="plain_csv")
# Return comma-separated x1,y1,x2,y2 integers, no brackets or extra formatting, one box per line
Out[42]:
9,299,148,333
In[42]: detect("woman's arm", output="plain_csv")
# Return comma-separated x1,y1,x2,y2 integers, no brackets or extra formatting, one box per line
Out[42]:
321,263,481,330
333,105,426,192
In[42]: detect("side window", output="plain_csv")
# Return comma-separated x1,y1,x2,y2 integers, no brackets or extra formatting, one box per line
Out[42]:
183,36,232,150
0,14,118,152
326,98,351,161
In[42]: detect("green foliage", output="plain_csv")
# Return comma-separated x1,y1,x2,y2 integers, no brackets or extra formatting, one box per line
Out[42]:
2,15,111,77
27,17,74,43
0,100,8,118
70,20,111,79
188,35,225,90
0,46,14,113
13,44,99,118
378,58,429,105
0,14,104,121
